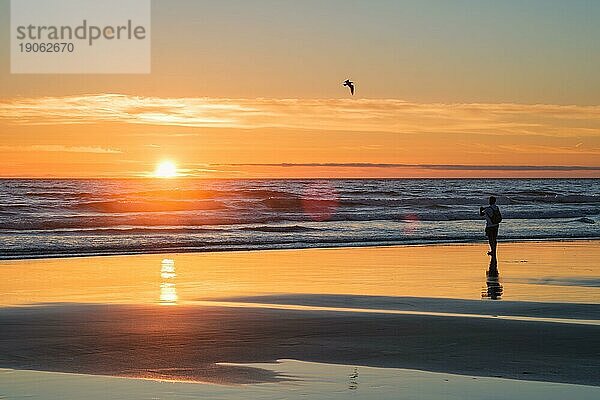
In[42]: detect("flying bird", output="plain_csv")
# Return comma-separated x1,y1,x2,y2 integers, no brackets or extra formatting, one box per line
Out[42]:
342,79,355,95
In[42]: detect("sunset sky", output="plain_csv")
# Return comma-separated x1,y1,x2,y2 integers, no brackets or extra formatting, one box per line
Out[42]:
1,0,599,178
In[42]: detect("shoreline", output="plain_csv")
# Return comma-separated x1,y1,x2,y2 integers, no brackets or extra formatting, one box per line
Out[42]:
3,237,600,261
3,177,599,180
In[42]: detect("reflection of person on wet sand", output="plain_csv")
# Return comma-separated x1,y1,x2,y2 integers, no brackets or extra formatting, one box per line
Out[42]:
482,258,503,299
480,196,502,258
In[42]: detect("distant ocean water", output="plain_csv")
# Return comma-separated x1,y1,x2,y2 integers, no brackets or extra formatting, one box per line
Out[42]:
1,179,599,259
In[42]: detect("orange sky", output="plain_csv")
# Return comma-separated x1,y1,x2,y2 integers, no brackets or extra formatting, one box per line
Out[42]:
0,95,598,178
1,1,599,178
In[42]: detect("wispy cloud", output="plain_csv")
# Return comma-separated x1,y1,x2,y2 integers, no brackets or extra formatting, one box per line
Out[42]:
0,145,122,154
496,144,600,155
0,94,599,137
212,163,600,171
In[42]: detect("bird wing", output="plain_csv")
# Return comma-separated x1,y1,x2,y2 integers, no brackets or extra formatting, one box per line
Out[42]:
350,83,354,95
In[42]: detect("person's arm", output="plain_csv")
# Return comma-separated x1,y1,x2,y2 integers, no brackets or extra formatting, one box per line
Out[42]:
479,206,487,216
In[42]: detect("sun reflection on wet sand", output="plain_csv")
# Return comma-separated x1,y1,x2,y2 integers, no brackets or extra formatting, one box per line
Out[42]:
0,241,598,307
160,258,178,305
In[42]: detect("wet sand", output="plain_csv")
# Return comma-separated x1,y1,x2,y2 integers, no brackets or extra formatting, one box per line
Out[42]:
2,360,600,400
2,240,599,305
0,241,598,387
0,300,599,385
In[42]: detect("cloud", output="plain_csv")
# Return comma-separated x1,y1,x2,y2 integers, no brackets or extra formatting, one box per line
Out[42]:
0,94,599,137
212,163,600,171
495,144,600,155
0,145,122,154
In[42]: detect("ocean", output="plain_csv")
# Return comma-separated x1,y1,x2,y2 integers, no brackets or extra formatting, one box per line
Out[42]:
1,178,599,259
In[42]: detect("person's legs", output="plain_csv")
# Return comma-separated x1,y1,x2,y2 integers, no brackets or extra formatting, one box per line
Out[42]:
489,227,498,258
485,227,498,257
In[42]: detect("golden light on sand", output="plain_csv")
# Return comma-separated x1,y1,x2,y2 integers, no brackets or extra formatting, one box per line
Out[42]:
154,160,178,178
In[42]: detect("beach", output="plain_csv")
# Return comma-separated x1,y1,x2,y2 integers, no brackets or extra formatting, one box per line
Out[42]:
3,361,599,400
1,241,599,398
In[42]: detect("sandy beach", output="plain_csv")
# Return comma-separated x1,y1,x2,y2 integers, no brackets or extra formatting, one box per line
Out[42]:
1,301,598,385
3,360,599,400
0,241,599,394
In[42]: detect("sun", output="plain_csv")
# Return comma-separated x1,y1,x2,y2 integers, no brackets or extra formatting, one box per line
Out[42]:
154,160,178,178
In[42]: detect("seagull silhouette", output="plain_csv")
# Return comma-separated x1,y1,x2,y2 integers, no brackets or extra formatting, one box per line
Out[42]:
342,79,355,95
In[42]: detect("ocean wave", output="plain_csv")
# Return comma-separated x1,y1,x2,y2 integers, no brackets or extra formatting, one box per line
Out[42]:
573,217,596,224
3,232,600,260
2,225,325,235
2,208,600,230
505,190,559,197
75,199,227,213
238,225,324,233
508,194,600,204
1,178,599,259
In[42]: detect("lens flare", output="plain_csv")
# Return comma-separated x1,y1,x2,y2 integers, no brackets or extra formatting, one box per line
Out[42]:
301,181,339,222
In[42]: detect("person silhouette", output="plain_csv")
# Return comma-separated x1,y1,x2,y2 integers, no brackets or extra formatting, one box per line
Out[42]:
480,196,502,259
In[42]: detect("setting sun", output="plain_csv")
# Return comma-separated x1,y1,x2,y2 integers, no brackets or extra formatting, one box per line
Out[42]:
154,160,178,178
